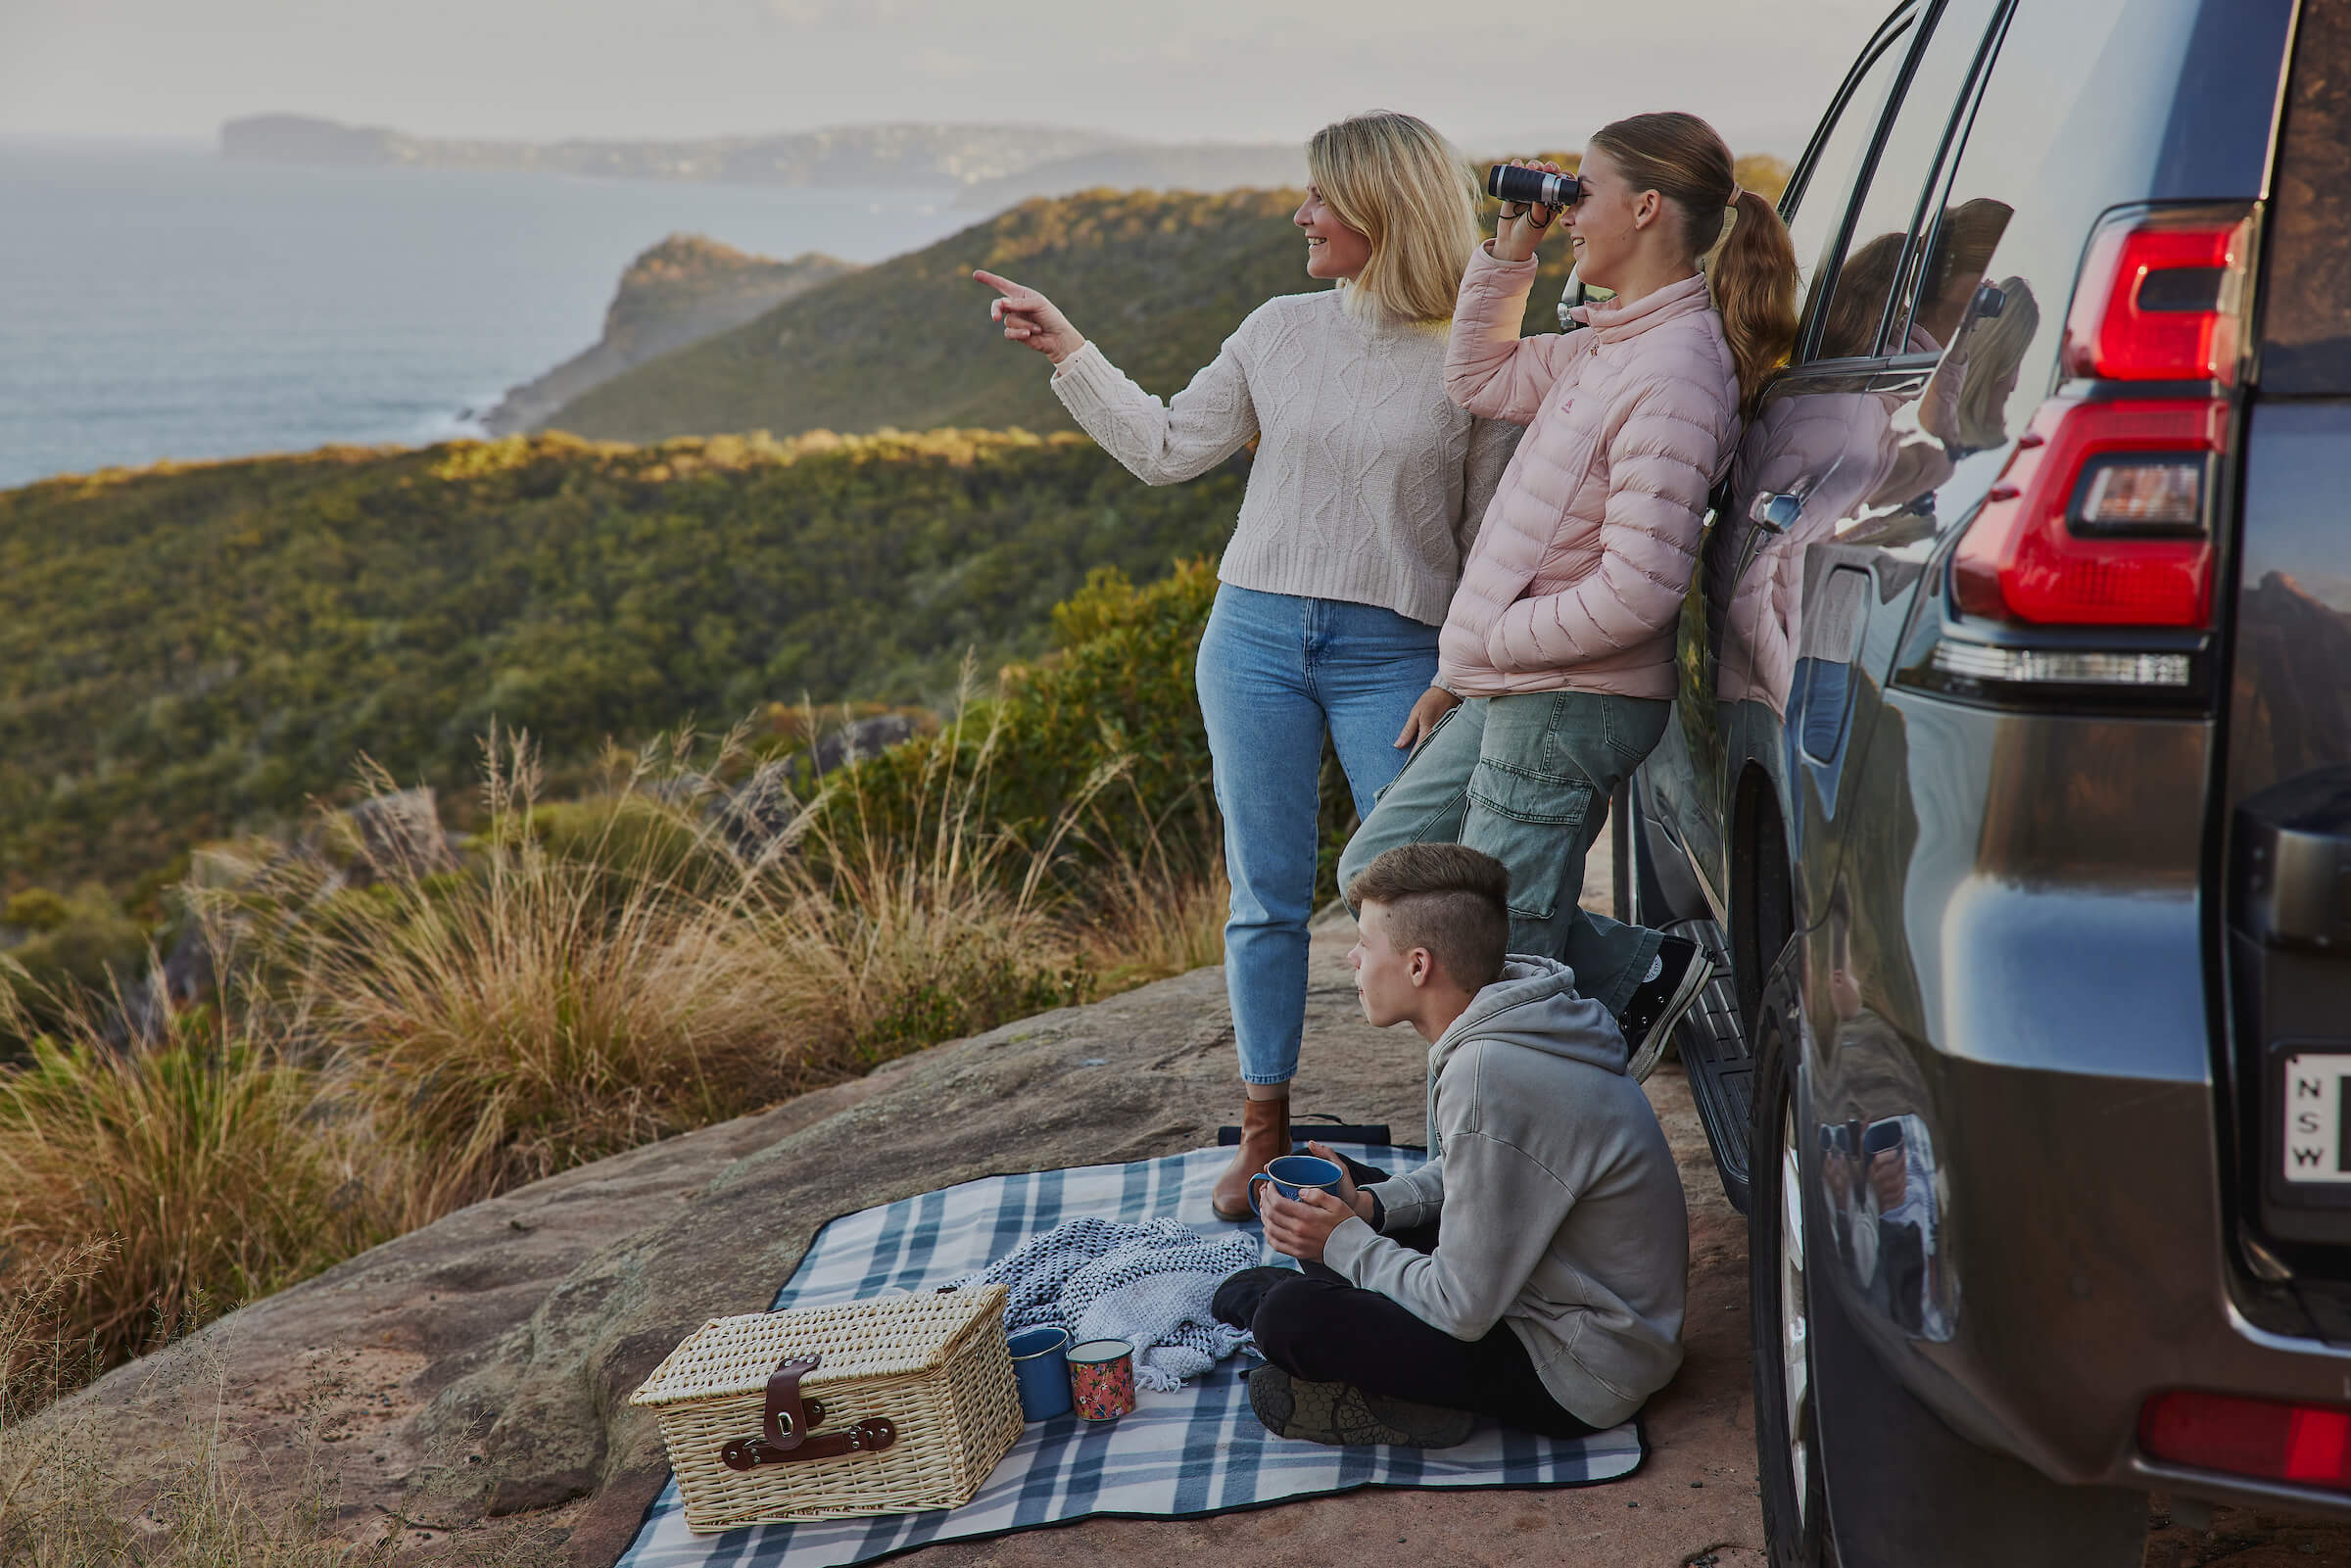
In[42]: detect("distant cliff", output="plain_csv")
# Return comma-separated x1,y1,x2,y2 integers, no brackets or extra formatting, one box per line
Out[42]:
482,235,854,436
219,115,1129,188
541,187,1320,445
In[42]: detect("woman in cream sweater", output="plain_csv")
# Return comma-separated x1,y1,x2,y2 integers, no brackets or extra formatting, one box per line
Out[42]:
977,111,1515,1220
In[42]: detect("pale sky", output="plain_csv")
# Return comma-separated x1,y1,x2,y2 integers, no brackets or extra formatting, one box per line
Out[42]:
0,0,1890,158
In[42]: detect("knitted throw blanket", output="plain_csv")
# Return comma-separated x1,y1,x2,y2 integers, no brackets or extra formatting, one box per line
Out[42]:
950,1216,1259,1392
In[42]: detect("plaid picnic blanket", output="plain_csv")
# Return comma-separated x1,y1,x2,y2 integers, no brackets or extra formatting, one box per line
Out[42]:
615,1144,1645,1568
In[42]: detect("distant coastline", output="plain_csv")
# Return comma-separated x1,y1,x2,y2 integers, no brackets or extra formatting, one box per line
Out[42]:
219,115,1306,207
0,139,973,488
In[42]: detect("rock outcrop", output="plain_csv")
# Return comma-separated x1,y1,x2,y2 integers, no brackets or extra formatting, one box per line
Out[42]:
483,237,855,436
24,880,1769,1567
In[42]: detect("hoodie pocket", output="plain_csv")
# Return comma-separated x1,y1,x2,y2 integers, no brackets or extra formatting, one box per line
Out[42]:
1463,756,1593,923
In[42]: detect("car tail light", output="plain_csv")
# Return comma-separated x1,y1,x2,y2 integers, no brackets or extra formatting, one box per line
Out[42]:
2062,208,2254,383
1950,398,2222,626
1949,204,2253,633
2141,1391,2351,1489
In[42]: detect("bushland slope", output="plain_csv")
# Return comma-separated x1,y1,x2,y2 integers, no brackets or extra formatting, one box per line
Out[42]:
544,188,1323,443
0,432,1241,893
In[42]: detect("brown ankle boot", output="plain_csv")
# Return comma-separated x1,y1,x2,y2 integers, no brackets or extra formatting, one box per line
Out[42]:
1212,1096,1291,1222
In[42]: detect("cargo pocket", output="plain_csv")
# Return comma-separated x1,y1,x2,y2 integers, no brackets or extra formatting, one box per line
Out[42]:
1463,756,1592,923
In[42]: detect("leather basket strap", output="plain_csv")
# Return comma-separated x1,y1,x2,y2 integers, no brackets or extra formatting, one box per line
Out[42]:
721,1351,870,1473
762,1354,821,1449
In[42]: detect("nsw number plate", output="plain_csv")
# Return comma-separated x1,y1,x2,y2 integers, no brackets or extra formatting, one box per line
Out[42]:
2282,1054,2351,1183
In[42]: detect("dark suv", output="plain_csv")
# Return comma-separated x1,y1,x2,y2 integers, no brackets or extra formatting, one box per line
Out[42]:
1620,0,2351,1561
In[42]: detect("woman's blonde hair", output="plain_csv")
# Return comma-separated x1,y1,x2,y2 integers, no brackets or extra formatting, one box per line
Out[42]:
1307,111,1480,326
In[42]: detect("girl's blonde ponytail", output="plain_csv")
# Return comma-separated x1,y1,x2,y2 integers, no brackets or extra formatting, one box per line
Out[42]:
1711,187,1801,411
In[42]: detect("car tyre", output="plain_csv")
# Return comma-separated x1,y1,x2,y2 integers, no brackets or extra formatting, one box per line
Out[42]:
1751,935,1834,1568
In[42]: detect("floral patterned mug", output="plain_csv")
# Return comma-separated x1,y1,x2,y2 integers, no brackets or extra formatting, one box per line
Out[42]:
1066,1339,1136,1420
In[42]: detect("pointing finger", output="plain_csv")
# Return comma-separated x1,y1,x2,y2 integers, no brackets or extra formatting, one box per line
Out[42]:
972,269,1036,304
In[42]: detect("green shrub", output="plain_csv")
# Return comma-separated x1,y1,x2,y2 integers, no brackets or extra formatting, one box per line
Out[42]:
0,884,149,1040
0,431,1242,896
813,559,1222,888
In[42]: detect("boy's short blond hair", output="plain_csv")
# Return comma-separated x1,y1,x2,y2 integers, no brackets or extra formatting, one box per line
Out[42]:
1346,842,1511,991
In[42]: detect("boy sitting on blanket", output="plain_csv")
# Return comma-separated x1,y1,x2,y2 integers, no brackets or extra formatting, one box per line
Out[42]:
1214,842,1689,1449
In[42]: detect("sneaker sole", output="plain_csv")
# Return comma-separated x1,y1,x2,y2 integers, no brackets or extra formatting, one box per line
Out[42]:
1248,1366,1475,1449
1628,949,1715,1081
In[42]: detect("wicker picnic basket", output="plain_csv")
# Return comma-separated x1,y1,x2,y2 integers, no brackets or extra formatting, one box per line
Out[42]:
628,1285,1024,1534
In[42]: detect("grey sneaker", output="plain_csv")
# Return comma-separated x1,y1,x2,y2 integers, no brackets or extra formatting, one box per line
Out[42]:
1246,1364,1476,1449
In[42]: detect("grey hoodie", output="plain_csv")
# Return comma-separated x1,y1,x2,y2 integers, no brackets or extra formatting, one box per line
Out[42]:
1319,955,1689,1428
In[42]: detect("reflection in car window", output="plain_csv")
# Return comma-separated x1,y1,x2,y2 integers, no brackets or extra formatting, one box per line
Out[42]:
1896,198,2011,356
1908,0,2208,517
1811,0,2004,361
1783,17,1914,351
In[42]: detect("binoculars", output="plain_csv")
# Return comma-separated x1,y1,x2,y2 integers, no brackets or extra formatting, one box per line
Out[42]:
1487,164,1583,209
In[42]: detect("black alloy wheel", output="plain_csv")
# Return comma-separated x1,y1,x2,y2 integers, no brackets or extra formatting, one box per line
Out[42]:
1750,936,1835,1568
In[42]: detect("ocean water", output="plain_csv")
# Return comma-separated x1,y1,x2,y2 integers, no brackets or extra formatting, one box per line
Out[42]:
0,139,975,490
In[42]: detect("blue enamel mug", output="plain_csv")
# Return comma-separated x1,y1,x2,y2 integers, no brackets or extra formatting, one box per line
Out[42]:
1248,1153,1346,1218
1007,1325,1074,1420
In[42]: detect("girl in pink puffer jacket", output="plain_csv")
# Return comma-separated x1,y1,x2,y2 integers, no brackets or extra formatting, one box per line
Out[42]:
1340,112,1801,1069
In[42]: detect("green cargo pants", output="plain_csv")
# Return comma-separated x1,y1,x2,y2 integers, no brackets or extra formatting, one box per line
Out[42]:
1336,689,1669,1016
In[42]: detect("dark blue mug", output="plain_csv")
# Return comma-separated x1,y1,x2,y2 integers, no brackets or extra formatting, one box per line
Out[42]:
1007,1325,1073,1421
1248,1153,1346,1218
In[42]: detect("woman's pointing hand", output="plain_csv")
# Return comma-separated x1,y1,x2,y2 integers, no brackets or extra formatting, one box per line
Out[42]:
974,270,1086,364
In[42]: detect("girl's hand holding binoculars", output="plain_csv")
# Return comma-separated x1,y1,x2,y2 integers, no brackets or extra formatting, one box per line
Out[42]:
1493,159,1568,263
975,270,1086,364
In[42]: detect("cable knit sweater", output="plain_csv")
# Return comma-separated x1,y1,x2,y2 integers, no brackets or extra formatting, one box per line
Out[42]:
1049,289,1519,628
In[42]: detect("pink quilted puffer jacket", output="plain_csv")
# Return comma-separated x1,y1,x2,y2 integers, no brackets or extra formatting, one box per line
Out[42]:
1437,245,1742,699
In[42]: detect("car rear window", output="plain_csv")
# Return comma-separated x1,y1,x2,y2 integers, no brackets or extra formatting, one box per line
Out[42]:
1810,0,2004,361
2261,2,2351,395
1908,0,2285,469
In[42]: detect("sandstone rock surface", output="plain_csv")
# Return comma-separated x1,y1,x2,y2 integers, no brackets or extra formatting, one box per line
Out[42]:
31,874,1765,1566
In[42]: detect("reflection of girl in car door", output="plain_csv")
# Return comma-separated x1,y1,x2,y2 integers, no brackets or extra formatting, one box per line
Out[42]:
1341,113,1801,1067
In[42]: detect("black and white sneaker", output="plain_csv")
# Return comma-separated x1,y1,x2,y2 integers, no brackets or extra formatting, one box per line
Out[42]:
1246,1365,1476,1449
1617,934,1713,1078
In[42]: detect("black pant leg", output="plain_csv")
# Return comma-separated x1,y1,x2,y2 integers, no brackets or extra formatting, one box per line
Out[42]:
1251,1272,1602,1440
1881,1221,1926,1334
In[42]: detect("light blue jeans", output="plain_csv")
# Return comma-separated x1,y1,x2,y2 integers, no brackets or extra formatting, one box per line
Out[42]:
1196,585,1440,1085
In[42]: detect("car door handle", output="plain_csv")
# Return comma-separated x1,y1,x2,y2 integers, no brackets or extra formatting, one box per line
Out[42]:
1751,491,1803,533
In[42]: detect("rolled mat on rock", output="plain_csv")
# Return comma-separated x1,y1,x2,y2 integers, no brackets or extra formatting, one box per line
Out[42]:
616,1144,1644,1568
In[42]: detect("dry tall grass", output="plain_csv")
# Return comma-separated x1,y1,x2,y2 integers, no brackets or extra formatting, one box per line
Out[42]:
273,712,1104,1215
776,687,1109,1065
0,986,383,1380
1076,787,1229,990
280,736,818,1216
0,691,1217,1450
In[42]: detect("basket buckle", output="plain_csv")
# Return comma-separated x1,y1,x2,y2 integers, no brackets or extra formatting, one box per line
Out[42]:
718,1352,897,1470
